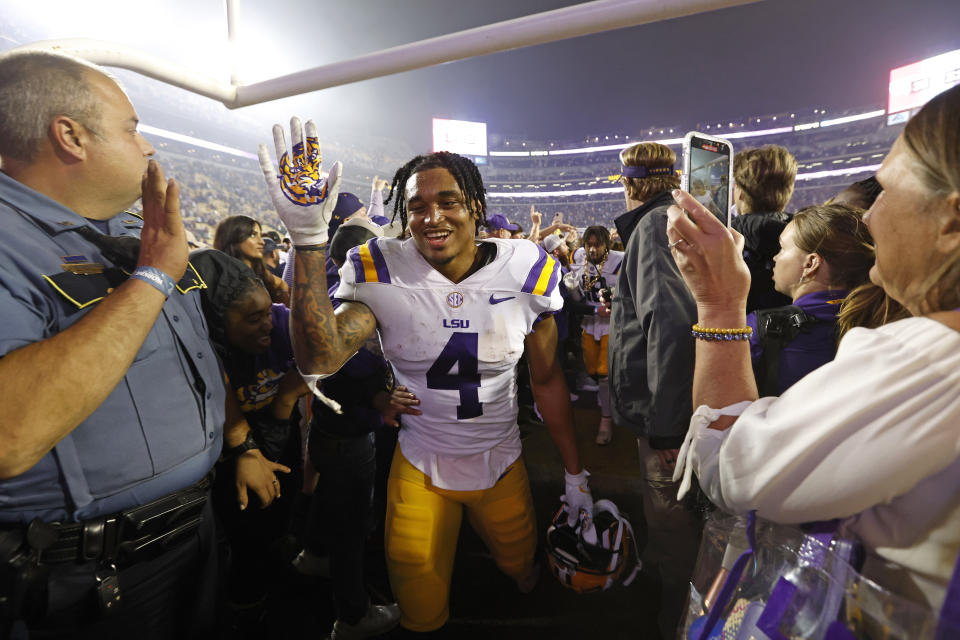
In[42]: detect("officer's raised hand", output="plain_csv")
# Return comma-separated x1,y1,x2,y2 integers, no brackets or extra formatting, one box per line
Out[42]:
137,160,188,281
258,117,342,247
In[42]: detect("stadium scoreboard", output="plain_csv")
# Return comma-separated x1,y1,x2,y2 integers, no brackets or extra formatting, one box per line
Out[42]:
433,118,488,158
887,48,960,125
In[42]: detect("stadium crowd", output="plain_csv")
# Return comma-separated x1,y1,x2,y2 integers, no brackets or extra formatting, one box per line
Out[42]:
0,48,957,640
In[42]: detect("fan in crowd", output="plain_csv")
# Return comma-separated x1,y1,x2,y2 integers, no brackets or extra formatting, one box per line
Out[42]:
607,141,701,638
190,249,304,619
730,144,799,313
829,174,883,210
482,212,520,238
670,83,960,614
262,237,284,277
748,203,875,396
294,217,402,640
562,225,622,445
213,214,290,305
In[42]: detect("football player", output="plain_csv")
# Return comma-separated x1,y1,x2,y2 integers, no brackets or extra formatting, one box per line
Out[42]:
563,226,624,445
259,118,592,633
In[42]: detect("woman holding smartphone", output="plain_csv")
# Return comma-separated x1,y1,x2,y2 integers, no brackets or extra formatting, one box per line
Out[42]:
669,84,960,612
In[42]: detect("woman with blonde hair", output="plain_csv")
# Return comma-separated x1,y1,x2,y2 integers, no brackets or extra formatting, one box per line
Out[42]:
668,84,960,614
749,203,874,395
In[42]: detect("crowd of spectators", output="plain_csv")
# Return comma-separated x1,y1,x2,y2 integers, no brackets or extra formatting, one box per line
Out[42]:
108,89,903,248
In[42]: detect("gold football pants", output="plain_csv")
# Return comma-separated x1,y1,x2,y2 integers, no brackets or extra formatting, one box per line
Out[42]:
385,448,537,631
581,332,609,377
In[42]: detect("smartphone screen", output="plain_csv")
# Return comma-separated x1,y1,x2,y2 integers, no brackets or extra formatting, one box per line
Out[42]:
685,134,733,225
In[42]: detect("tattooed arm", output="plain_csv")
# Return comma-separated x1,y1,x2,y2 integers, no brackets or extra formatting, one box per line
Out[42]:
258,117,374,374
291,247,377,375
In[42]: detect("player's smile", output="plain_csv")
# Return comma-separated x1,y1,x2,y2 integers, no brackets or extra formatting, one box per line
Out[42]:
423,227,453,248
405,167,480,281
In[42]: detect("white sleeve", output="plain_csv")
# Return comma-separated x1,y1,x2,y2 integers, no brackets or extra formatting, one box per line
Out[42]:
690,320,960,524
566,263,586,295
333,245,360,301
368,184,385,220
281,247,295,288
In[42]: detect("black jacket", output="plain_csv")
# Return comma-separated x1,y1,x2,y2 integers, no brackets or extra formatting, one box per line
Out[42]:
731,211,793,312
608,191,697,449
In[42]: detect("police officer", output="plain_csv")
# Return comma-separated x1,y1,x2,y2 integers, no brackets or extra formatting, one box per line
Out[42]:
0,51,285,638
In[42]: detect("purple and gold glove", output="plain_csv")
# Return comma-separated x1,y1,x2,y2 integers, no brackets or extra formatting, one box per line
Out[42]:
258,117,342,247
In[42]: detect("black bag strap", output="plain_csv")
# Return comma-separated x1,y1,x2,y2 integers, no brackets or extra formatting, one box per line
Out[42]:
754,305,819,396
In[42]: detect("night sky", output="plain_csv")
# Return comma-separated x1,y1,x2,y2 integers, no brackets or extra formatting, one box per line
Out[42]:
4,0,960,149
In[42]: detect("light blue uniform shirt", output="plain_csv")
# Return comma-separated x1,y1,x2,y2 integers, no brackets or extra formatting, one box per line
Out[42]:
0,171,224,523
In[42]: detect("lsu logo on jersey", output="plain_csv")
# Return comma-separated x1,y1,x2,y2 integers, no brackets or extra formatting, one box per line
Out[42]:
278,136,329,206
442,319,470,328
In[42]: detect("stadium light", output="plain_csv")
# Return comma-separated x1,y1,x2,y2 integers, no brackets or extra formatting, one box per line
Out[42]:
819,109,886,128
724,126,794,139
488,187,624,198
139,124,257,160
794,164,881,181
486,163,885,199
545,136,684,156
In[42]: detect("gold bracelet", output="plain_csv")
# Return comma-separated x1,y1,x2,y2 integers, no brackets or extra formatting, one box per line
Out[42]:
691,324,753,342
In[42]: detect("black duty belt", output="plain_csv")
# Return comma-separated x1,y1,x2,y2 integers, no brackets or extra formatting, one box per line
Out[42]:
21,476,210,567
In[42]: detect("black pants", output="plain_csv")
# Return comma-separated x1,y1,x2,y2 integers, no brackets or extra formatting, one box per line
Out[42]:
304,431,377,625
211,426,302,605
23,500,218,640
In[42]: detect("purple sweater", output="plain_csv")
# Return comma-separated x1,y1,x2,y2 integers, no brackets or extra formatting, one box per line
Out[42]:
747,289,847,394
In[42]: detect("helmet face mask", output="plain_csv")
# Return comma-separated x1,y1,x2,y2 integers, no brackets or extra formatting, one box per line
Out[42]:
545,499,642,593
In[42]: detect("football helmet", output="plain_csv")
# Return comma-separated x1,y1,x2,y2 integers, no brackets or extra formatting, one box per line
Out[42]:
545,499,642,593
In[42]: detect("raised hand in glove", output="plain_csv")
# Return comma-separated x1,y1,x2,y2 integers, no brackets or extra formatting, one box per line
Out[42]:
562,270,583,301
562,468,594,527
258,117,342,247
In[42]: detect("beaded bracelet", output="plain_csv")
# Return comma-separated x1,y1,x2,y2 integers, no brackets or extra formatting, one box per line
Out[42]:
130,266,176,298
691,324,753,342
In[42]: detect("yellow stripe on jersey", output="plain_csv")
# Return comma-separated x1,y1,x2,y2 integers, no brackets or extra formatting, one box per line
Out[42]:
358,243,380,283
532,255,557,296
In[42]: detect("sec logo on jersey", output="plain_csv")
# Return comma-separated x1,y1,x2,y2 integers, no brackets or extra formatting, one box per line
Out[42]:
446,292,464,308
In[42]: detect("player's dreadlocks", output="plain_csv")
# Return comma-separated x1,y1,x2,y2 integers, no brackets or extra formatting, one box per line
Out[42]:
385,151,488,233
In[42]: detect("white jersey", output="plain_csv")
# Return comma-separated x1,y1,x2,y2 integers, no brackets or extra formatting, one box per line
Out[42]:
335,237,562,489
570,250,624,339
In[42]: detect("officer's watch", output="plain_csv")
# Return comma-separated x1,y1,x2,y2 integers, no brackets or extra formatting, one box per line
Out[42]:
223,431,259,461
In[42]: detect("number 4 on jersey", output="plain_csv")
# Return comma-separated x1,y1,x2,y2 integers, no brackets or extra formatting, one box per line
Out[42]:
426,332,483,419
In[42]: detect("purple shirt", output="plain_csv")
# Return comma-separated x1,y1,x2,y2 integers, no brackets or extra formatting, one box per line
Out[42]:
234,303,295,412
747,289,848,394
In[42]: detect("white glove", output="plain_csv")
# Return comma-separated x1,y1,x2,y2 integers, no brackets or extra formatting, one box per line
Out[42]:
258,117,342,247
562,270,582,301
562,468,594,527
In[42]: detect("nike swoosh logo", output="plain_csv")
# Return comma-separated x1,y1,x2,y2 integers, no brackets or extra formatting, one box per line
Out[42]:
489,294,515,305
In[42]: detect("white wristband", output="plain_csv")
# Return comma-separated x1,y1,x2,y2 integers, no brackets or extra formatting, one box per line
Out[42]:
290,229,328,248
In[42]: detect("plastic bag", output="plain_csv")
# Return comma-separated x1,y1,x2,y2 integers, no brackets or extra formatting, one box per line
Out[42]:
682,511,958,640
